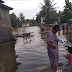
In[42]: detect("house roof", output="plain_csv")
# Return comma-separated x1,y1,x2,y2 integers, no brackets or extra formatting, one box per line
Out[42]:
0,0,4,3
0,4,13,10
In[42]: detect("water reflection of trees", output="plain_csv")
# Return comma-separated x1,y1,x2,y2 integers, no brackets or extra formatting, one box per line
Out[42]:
0,42,21,72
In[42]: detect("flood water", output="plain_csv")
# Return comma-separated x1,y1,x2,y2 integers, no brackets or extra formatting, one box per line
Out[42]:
0,26,72,72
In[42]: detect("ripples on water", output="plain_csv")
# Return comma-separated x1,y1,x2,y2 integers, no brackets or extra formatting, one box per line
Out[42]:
12,26,49,72
0,26,72,72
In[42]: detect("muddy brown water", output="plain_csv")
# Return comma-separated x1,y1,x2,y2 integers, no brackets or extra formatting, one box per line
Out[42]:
0,26,72,72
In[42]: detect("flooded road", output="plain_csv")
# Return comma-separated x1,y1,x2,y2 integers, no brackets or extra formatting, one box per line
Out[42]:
0,26,72,72
13,26,49,72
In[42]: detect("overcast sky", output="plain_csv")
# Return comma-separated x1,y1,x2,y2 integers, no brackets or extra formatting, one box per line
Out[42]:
3,0,72,19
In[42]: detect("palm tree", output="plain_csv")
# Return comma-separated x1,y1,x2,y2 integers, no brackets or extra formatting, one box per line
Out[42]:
39,0,57,18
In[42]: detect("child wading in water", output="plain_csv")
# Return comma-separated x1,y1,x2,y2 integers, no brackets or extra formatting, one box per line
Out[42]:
64,47,72,72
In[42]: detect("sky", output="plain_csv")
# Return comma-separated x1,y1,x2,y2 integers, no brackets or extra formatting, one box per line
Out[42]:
3,0,72,19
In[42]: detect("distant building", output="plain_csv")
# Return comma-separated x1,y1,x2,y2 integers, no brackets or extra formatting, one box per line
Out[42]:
0,3,13,28
22,23,30,27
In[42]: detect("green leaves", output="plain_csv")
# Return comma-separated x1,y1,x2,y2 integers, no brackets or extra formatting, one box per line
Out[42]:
18,13,25,24
36,0,57,24
10,13,25,27
10,13,17,27
61,2,72,23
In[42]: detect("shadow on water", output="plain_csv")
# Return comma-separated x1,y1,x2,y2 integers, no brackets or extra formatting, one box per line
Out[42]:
0,42,21,72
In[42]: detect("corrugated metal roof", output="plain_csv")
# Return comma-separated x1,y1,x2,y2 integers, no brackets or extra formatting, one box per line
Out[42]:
0,4,13,10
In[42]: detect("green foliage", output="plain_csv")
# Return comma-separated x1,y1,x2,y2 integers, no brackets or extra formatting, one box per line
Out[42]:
16,18,21,27
31,20,35,25
36,0,58,24
10,13,17,27
10,12,25,28
61,2,72,23
36,13,41,23
18,13,25,24
25,19,30,23
36,0,72,24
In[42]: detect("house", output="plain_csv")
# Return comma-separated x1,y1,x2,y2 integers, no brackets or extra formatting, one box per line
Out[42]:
0,3,13,28
0,1,15,45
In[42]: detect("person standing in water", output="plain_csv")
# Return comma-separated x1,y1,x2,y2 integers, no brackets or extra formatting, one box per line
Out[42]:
46,25,59,72
62,26,65,31
66,24,69,31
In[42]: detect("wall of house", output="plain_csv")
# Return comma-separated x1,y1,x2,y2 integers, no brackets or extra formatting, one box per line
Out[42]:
0,27,15,45
0,8,3,25
0,8,12,28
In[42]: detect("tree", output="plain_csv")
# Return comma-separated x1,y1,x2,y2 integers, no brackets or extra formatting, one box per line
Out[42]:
39,0,57,18
10,13,17,27
19,13,25,25
16,17,21,27
36,13,41,23
36,0,57,24
10,13,24,27
61,2,72,23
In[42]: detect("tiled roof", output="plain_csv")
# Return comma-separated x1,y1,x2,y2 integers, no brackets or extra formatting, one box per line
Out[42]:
0,4,13,10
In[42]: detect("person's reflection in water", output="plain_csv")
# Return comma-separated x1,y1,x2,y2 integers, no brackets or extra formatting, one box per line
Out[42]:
63,31,64,35
66,31,70,35
62,26,65,32
0,42,21,72
58,31,60,36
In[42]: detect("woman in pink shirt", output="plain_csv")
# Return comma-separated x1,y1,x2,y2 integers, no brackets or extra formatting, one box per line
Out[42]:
64,47,72,72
